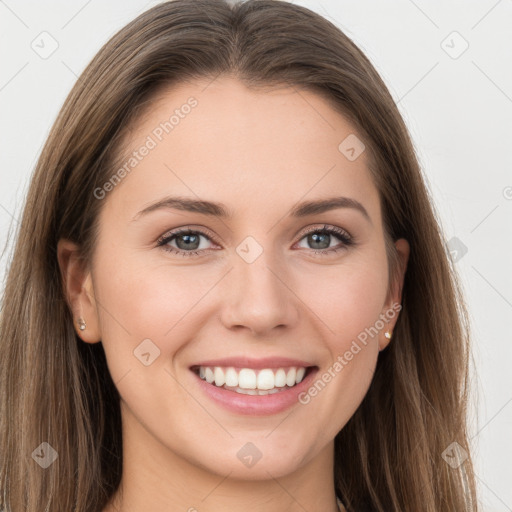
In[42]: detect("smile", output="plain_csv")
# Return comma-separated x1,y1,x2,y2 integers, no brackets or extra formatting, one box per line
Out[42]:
192,365,311,395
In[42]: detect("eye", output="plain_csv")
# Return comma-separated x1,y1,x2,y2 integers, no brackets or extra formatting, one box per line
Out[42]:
156,224,354,258
294,224,354,256
156,227,219,257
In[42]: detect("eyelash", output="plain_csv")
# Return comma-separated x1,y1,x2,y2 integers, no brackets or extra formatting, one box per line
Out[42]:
156,224,354,258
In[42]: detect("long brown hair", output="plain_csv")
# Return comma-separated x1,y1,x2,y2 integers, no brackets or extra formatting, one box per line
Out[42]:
0,1,477,510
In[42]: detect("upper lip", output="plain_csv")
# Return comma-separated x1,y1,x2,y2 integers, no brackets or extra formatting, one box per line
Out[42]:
190,356,316,370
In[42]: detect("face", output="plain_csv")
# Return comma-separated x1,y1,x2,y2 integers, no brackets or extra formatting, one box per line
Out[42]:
59,76,408,481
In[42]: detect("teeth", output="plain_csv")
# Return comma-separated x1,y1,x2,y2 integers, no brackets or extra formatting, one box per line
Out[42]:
257,369,275,390
224,386,283,395
225,367,238,387
274,368,287,387
238,369,257,389
214,367,225,387
286,367,296,387
195,365,309,391
205,367,214,384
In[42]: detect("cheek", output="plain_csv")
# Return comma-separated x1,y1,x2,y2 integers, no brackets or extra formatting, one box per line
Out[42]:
90,250,202,409
294,260,387,435
92,250,220,363
293,252,389,346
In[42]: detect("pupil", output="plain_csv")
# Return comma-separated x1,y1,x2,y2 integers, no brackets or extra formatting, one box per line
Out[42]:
310,232,329,250
177,234,199,250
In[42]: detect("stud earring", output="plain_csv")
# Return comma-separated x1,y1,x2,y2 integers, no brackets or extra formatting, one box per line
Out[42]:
77,318,86,331
384,331,392,340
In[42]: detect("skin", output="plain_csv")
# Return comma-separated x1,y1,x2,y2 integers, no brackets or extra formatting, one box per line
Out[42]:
58,76,409,512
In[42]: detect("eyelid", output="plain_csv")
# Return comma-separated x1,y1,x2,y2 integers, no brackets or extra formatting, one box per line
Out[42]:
156,224,222,246
294,223,353,241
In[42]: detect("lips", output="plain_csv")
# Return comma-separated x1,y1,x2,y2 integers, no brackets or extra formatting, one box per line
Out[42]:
191,361,320,415
190,356,315,370
189,356,317,403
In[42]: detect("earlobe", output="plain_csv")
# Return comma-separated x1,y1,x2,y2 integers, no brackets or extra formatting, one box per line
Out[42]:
56,238,101,343
379,330,393,352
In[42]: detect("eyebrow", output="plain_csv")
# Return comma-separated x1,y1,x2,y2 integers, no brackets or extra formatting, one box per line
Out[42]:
131,195,372,224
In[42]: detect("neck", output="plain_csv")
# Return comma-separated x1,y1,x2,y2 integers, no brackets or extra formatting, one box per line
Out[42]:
103,402,340,512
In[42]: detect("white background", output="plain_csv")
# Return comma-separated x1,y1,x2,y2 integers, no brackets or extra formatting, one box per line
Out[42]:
0,1,511,510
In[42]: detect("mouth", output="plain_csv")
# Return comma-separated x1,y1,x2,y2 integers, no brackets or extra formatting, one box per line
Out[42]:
190,364,317,395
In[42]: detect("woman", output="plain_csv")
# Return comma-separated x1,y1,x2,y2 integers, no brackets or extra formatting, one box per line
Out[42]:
0,0,477,510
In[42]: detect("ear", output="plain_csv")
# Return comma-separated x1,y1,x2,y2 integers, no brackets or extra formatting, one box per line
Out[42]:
57,238,101,343
379,238,410,351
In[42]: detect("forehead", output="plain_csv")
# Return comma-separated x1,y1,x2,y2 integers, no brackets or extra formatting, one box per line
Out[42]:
104,76,381,226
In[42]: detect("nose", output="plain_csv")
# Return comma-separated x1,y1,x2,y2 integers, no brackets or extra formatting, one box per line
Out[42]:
218,244,300,337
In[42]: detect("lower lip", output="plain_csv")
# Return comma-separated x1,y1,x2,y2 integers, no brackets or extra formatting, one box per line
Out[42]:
192,367,319,415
